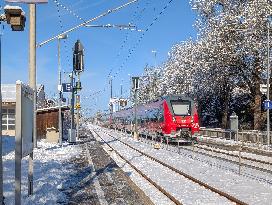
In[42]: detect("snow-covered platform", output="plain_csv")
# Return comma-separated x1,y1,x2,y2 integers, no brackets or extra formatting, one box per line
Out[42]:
64,129,153,205
2,131,152,204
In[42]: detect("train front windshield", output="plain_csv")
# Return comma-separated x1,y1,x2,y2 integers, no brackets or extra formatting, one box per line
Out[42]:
171,100,191,116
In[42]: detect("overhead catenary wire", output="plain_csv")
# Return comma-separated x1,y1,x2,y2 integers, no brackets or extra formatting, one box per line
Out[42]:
112,0,175,80
37,0,139,47
54,0,71,72
53,0,142,32
90,0,175,109
53,0,87,23
84,24,143,32
90,0,152,107
107,0,151,79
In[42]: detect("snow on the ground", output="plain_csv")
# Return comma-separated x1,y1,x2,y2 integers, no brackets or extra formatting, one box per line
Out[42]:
3,136,82,205
92,127,234,205
91,125,272,205
99,136,176,205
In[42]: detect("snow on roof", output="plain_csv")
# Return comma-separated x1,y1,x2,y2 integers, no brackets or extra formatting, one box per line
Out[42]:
1,84,16,102
4,5,22,10
1,84,44,103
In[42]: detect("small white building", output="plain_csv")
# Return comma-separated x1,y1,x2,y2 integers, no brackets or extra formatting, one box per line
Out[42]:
1,84,45,136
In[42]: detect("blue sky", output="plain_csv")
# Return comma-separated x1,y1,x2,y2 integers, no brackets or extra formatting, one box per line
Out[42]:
0,0,197,115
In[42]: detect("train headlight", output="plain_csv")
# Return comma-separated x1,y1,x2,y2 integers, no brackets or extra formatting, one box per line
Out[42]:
172,117,176,122
191,118,194,123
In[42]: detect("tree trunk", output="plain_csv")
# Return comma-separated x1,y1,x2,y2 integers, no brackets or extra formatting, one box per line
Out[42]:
221,98,229,129
252,61,263,130
220,79,231,129
253,88,262,130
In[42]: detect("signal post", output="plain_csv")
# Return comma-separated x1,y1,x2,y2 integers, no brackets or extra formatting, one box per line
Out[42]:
132,77,139,140
72,40,84,141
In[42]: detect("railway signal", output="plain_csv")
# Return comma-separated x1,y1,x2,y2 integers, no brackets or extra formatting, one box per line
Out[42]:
73,40,84,73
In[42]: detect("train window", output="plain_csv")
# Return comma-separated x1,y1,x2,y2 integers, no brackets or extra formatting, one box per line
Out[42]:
171,100,191,116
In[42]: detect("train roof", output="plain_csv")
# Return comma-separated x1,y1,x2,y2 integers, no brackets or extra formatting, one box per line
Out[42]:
158,94,193,102
113,94,194,114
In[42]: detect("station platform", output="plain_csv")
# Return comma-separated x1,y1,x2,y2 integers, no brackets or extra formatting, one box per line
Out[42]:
63,129,153,205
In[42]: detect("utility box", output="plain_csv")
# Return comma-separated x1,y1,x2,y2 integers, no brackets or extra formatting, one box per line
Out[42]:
230,112,238,140
68,129,76,143
46,127,59,143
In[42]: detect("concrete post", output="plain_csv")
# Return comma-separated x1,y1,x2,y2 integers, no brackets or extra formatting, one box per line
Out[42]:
28,4,36,198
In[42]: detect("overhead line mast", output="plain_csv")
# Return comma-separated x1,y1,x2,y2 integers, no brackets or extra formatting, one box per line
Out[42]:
37,0,139,47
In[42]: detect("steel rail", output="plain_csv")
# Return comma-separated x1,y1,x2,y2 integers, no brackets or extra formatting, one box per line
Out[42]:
92,129,182,205
198,140,272,157
187,146,272,176
97,128,249,205
194,144,272,166
37,0,138,47
139,134,272,176
123,131,272,174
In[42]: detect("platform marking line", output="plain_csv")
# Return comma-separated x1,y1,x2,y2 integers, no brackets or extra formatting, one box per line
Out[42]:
86,142,109,205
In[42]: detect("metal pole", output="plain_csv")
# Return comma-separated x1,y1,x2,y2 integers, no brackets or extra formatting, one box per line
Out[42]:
58,39,62,146
267,21,270,147
134,89,138,140
153,50,157,68
0,24,3,205
110,78,113,122
71,72,75,130
28,3,36,197
76,108,79,139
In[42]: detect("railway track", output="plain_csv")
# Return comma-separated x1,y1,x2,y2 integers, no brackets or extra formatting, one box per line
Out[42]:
92,129,181,205
92,127,249,205
118,130,272,176
196,139,272,157
189,144,272,173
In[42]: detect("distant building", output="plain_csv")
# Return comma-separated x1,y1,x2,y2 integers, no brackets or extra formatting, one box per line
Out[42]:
1,84,46,136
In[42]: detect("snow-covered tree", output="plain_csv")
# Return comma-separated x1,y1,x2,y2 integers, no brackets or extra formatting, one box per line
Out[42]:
190,0,272,129
137,65,163,103
135,0,272,129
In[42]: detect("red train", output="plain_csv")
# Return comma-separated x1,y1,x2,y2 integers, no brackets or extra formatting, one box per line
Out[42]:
104,95,200,141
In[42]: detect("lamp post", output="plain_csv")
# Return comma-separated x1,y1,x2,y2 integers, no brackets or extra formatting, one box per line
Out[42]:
267,21,271,147
57,34,67,146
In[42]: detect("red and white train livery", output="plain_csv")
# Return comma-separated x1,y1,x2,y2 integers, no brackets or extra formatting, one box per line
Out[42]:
106,95,200,141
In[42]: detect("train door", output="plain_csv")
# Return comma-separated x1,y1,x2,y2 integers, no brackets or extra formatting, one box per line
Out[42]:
162,100,172,135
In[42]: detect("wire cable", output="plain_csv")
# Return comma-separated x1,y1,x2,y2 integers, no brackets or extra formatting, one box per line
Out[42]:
37,0,139,47
54,0,71,72
88,0,175,113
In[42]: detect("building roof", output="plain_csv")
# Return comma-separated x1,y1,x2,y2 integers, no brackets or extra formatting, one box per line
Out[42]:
36,105,70,114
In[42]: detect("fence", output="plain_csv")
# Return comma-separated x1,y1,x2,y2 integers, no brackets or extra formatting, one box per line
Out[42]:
199,127,272,145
